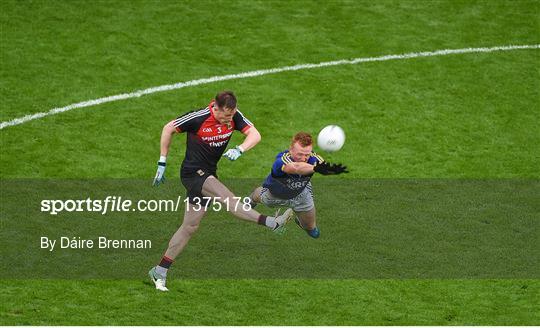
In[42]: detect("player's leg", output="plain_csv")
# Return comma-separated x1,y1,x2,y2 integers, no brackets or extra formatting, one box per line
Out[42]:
202,176,292,230
293,183,320,238
295,207,320,238
249,186,263,205
164,202,207,260
249,186,263,203
149,202,206,291
296,207,316,230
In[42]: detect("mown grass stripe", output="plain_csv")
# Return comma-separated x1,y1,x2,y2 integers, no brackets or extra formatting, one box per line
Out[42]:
1,44,538,130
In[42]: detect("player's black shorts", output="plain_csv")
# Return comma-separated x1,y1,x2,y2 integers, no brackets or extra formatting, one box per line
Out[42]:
180,168,217,205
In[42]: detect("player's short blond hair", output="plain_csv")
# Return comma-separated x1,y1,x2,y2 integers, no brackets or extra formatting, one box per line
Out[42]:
291,132,313,147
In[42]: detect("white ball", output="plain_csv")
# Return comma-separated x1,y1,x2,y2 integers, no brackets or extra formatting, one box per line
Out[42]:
317,125,345,152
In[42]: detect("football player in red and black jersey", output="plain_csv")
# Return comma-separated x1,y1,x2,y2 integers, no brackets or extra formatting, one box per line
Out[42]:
148,91,293,291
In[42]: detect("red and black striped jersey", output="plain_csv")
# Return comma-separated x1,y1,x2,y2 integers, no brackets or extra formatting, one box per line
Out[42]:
173,100,253,174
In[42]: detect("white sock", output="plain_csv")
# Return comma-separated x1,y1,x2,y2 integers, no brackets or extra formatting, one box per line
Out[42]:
155,265,168,277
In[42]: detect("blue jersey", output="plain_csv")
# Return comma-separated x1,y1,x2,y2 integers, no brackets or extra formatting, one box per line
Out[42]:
262,150,324,199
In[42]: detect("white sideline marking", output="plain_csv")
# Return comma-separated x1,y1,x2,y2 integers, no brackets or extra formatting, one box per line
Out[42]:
1,44,538,130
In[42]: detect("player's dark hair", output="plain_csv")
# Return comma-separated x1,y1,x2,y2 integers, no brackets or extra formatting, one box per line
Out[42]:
215,91,237,109
292,132,313,147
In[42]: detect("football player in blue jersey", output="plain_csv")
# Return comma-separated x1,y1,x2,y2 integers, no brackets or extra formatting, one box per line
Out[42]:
249,132,348,238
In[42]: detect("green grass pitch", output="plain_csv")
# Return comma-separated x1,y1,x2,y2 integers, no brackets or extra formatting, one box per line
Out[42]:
1,0,539,325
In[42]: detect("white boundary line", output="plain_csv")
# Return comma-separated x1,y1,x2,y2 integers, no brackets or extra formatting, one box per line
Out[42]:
1,44,538,130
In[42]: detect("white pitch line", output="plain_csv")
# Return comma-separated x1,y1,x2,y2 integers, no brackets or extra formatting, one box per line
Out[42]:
1,44,539,130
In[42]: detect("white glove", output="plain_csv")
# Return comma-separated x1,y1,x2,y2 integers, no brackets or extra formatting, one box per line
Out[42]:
153,156,167,186
223,145,244,161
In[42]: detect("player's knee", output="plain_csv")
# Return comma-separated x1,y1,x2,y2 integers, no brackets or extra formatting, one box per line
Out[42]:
250,189,262,202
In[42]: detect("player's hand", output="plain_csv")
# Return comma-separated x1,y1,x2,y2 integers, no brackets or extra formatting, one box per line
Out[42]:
313,162,349,175
223,146,243,161
153,161,166,186
329,163,349,174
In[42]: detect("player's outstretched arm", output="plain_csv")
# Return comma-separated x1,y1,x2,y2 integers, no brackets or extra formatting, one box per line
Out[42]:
223,126,261,161
313,161,349,175
283,161,349,176
283,162,316,175
153,120,178,186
